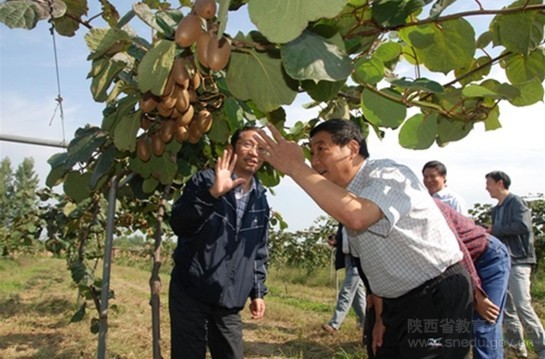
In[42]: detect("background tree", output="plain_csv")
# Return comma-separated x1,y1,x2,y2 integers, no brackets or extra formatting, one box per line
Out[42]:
0,157,41,256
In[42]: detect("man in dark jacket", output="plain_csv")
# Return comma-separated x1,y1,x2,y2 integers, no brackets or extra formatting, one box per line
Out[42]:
485,170,545,359
169,126,270,359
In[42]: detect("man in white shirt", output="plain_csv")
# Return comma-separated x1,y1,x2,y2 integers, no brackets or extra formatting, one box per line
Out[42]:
254,119,473,359
422,160,469,216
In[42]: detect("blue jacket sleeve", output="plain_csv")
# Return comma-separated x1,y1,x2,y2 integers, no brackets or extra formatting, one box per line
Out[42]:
250,220,269,299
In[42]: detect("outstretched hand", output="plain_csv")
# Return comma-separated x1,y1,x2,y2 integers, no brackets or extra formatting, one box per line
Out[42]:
253,124,306,176
209,148,246,198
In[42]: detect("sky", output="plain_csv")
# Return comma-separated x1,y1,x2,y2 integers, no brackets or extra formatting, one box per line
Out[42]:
0,1,544,232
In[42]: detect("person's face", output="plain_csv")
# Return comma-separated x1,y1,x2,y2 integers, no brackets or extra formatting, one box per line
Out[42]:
309,131,356,188
422,168,446,195
485,177,501,199
233,130,264,176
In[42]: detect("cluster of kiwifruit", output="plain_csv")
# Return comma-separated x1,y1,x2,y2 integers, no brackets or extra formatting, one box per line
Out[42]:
135,0,229,162
175,0,232,71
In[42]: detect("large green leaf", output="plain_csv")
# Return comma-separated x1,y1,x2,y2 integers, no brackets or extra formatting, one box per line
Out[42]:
509,79,544,107
90,58,127,102
302,80,345,102
391,77,444,94
226,50,297,112
51,0,87,37
0,0,41,29
281,30,352,82
372,0,424,27
361,88,407,128
491,0,545,55
64,171,93,203
113,111,141,152
85,27,131,60
90,145,117,190
399,18,475,74
398,113,438,150
503,49,545,85
137,39,176,96
66,127,108,165
248,0,346,43
352,56,384,85
437,117,473,145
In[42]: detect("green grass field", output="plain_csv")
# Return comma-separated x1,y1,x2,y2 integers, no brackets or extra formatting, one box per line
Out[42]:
1,256,543,358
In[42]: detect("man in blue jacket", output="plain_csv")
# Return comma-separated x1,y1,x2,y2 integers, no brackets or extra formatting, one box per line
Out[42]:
485,170,545,359
169,126,270,359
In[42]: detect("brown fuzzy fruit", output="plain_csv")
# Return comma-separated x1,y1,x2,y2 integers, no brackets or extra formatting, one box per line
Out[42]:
151,134,165,156
177,104,195,126
137,138,151,162
140,92,159,113
159,119,176,143
196,32,212,68
175,14,203,48
194,0,217,20
140,114,153,130
174,125,189,142
196,109,213,133
207,36,232,71
171,57,190,88
174,87,191,114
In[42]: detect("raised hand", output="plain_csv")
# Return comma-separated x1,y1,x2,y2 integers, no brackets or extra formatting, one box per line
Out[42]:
209,148,246,198
253,124,306,176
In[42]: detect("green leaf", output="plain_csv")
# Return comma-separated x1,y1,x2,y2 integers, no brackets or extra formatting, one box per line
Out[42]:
67,127,108,166
70,303,86,323
51,0,87,37
352,57,384,85
361,88,407,128
372,0,424,27
390,77,444,93
281,30,353,82
226,49,297,112
90,58,127,102
0,0,41,29
248,0,346,43
90,145,117,190
374,41,402,64
64,171,93,203
509,79,544,107
455,56,491,86
503,49,545,85
142,176,159,193
302,80,345,102
113,111,141,152
483,106,501,131
85,28,131,60
137,39,176,96
491,0,545,55
398,113,439,149
437,117,473,145
399,18,476,74
46,164,68,188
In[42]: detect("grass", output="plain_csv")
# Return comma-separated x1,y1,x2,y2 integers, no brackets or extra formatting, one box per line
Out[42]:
1,255,544,358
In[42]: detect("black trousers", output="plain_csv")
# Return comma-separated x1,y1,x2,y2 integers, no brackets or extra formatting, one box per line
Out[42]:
169,280,243,359
364,262,473,359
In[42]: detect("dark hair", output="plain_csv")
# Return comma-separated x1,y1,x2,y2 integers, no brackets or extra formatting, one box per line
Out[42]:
485,171,511,189
309,119,370,158
422,160,447,176
230,125,260,147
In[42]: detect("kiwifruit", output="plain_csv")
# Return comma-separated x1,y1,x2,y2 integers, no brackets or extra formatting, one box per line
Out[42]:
174,124,189,142
187,121,202,144
140,114,153,130
174,87,191,114
171,57,190,88
140,92,159,113
192,71,202,89
163,72,176,97
159,119,176,143
160,92,177,110
177,104,195,126
175,14,203,48
151,134,165,156
207,36,232,71
196,109,213,133
157,101,174,117
196,32,212,68
193,0,217,20
136,137,151,162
